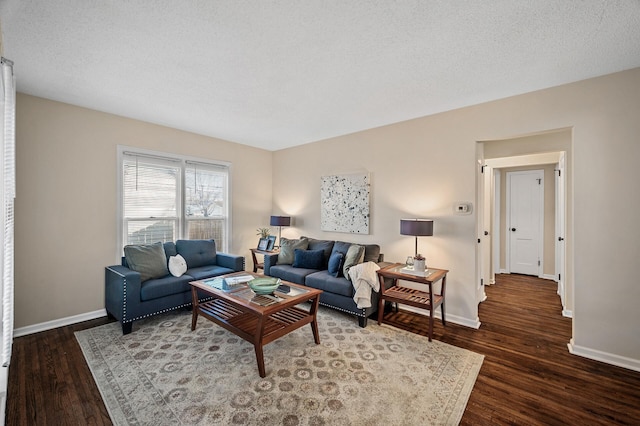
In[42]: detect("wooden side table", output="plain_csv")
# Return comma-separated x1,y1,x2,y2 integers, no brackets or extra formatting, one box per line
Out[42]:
376,263,449,341
250,248,279,273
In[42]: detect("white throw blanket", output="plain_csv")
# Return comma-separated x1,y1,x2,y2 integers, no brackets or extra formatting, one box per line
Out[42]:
348,261,381,309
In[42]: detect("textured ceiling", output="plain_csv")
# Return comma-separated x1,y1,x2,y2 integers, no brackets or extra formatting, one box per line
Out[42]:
2,1,640,151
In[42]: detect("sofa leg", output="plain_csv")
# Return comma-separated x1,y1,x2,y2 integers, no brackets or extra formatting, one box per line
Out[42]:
358,316,368,328
122,322,133,335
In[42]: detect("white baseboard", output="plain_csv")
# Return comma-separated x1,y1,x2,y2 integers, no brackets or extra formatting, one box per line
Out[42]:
568,338,640,372
562,309,573,318
13,309,107,338
542,274,556,281
400,305,481,329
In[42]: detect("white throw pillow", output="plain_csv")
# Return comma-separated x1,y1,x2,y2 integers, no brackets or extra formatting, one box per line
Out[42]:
168,254,187,277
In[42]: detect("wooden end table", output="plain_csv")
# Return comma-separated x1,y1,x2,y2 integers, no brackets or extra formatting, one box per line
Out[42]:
190,272,322,377
376,263,449,341
250,248,279,272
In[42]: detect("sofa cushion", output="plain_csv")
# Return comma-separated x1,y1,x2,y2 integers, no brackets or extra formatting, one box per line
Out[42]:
139,274,194,301
124,242,169,282
328,252,345,277
343,244,365,279
163,242,178,259
268,264,316,285
330,241,352,258
186,265,236,280
363,244,381,263
277,237,309,265
292,249,324,269
303,237,335,268
305,271,354,297
168,254,187,277
176,239,216,269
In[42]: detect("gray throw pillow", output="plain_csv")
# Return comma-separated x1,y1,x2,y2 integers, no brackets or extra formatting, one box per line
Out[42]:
363,244,381,263
343,244,365,280
124,242,169,282
277,237,309,265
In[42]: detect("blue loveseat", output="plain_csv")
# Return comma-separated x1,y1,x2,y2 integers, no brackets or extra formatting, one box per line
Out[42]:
264,236,390,327
105,239,244,334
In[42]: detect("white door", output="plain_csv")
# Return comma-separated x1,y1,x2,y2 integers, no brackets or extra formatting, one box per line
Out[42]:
507,170,543,276
476,146,487,304
555,154,566,307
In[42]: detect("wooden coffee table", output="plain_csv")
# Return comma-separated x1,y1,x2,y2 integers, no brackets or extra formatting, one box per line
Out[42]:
189,272,322,377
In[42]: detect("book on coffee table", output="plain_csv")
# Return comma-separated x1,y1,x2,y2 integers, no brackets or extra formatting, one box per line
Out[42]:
202,274,253,291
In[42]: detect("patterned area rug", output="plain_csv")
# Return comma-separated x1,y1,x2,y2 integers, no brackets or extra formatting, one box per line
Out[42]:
76,308,483,425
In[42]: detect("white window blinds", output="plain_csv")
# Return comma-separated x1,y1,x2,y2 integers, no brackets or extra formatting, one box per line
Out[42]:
118,149,230,254
122,153,180,245
1,57,16,422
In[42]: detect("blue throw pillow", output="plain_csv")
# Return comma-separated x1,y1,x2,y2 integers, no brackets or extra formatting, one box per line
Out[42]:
327,252,345,277
292,249,324,270
176,239,216,269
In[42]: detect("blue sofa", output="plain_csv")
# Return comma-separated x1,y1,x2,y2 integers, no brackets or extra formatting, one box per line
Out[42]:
264,237,389,327
105,239,244,334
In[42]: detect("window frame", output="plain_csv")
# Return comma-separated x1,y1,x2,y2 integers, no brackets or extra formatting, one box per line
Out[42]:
116,146,232,261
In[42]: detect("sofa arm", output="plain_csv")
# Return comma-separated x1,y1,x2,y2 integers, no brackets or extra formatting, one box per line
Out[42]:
216,252,245,272
105,265,142,322
263,253,279,275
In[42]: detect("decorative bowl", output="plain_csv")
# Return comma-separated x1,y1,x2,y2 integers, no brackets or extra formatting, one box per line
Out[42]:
248,277,281,295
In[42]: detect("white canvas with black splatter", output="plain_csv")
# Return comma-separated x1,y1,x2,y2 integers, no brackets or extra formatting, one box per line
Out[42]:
320,173,370,234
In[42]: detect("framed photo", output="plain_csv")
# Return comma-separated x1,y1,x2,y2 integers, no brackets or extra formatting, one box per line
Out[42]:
257,238,269,251
266,235,276,251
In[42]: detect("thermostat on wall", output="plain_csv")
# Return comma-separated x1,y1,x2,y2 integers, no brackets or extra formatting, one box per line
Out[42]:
454,202,473,215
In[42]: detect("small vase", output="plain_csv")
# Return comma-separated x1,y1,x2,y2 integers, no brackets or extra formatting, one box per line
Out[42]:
413,258,425,272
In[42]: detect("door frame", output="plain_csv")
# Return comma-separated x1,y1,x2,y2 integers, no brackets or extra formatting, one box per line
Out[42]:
555,152,569,316
475,145,487,305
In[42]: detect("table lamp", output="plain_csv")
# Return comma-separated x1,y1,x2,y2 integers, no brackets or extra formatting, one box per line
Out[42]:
270,215,291,248
400,219,434,258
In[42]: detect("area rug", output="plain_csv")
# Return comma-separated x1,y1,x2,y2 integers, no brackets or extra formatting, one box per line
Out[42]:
76,309,483,425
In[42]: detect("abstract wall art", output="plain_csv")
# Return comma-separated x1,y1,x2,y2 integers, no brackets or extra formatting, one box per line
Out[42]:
320,173,370,234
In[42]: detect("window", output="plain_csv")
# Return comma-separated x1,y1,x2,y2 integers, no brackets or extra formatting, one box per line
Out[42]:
118,148,230,255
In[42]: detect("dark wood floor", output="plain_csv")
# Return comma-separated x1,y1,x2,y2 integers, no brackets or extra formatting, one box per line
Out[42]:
6,274,640,425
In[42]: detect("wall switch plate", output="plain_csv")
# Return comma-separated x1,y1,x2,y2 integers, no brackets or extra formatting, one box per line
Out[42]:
454,202,473,215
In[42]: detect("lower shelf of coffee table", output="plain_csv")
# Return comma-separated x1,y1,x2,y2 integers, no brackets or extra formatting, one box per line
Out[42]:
198,298,311,345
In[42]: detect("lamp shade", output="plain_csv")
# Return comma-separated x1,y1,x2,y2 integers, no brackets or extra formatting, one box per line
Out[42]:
400,219,433,236
270,216,291,227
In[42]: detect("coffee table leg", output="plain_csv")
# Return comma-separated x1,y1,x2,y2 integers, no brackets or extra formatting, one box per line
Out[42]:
310,296,321,344
254,316,267,377
254,344,266,378
190,287,199,331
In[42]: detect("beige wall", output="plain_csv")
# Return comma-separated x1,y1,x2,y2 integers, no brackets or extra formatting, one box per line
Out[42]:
15,94,273,328
273,68,640,364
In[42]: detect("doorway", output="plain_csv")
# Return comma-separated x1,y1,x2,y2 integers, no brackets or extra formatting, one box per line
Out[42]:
476,128,572,318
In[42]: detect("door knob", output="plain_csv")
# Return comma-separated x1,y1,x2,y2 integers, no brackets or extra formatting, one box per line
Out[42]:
511,228,516,232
